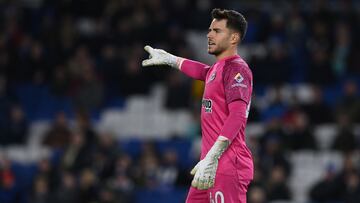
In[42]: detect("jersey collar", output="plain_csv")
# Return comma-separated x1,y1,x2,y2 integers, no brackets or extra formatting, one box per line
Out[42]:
216,55,240,63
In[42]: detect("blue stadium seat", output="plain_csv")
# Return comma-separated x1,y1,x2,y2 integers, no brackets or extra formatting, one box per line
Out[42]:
11,162,38,190
323,85,342,107
135,187,188,203
119,138,143,159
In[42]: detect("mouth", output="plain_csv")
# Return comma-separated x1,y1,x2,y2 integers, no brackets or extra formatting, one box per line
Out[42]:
208,41,216,46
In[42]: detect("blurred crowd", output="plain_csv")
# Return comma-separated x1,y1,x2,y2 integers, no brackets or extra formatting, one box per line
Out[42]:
0,110,192,203
0,0,360,203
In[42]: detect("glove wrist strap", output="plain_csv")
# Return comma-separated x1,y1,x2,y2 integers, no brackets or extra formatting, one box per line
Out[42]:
206,136,230,161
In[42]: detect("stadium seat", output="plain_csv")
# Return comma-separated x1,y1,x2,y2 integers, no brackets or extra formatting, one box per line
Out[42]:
135,187,187,203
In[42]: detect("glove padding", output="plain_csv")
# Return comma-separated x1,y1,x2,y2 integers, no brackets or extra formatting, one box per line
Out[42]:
190,155,219,190
142,45,180,68
190,136,230,190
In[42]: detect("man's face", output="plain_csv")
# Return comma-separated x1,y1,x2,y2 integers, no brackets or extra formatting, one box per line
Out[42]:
207,19,233,56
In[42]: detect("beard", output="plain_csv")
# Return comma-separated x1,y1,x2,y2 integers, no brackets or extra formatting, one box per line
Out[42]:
207,43,227,56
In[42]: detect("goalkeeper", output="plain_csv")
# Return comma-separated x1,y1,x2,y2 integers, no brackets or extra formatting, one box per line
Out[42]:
143,8,253,203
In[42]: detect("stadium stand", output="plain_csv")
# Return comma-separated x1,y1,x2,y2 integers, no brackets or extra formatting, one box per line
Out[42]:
0,0,359,203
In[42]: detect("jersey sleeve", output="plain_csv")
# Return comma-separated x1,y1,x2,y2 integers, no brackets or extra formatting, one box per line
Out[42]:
220,100,247,141
180,59,210,81
223,63,252,104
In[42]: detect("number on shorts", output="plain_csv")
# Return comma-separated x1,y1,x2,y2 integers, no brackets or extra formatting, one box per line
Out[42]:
210,191,224,203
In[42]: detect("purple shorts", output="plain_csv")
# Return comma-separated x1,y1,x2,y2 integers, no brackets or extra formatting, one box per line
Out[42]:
185,173,251,203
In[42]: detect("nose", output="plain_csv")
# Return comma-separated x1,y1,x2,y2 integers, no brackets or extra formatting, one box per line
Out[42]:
207,30,212,39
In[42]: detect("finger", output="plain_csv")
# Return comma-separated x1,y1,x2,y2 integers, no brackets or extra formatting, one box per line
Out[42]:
190,163,199,175
203,173,212,190
191,178,198,188
204,174,214,189
192,170,201,188
144,45,154,54
192,174,200,188
197,170,206,190
190,168,196,175
142,59,153,66
202,177,210,190
198,177,205,190
209,178,215,188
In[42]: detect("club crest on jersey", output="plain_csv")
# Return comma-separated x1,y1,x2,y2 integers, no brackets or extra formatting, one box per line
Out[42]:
232,72,247,88
207,72,216,83
234,73,243,83
202,99,212,113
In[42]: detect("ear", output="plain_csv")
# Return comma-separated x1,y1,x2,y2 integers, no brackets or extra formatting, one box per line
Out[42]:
231,32,240,45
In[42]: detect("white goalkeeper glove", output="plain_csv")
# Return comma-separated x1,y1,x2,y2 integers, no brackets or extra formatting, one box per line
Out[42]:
190,136,230,190
142,45,184,69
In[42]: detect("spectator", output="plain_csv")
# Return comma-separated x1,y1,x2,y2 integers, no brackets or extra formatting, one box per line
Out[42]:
0,75,12,144
347,41,360,75
2,105,28,145
0,154,18,203
332,22,352,78
286,3,308,82
98,186,120,203
334,152,360,202
50,65,71,97
309,153,360,203
260,117,287,151
74,109,97,146
309,164,342,203
52,172,79,203
78,168,99,203
67,46,92,83
263,39,291,85
29,176,52,203
336,80,360,123
92,133,119,180
266,165,292,201
42,111,72,148
111,154,135,203
343,170,360,203
165,70,191,110
73,60,104,112
307,46,335,86
61,129,93,173
27,42,50,82
157,148,179,188
248,185,267,203
301,85,334,124
99,44,123,97
134,141,161,188
284,110,317,151
259,127,291,178
261,87,288,121
332,114,357,153
119,47,152,96
36,159,59,192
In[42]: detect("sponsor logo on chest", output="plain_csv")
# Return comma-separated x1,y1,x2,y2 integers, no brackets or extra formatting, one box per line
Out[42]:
202,99,212,113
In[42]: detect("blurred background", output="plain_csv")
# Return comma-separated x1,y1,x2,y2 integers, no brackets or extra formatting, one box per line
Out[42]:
0,0,359,203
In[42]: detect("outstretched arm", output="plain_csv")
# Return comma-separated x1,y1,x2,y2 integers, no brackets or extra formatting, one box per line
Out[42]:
142,45,210,81
179,59,210,81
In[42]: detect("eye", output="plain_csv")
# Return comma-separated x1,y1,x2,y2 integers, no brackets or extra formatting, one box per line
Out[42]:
213,29,221,33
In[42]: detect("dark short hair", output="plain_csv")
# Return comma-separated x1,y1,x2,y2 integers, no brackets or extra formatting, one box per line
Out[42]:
211,8,247,41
